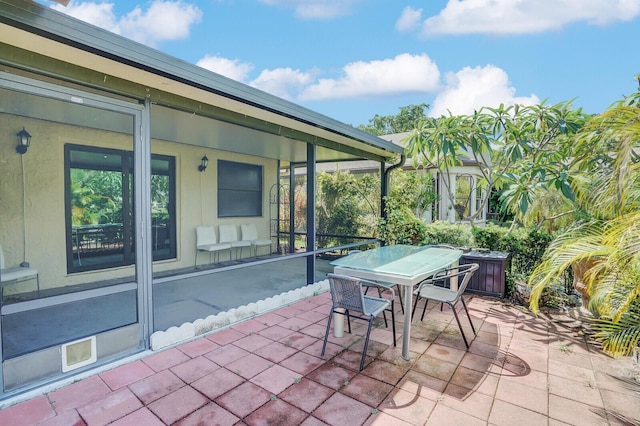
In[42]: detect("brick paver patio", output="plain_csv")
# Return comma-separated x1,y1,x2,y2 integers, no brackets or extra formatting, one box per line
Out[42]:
0,293,638,425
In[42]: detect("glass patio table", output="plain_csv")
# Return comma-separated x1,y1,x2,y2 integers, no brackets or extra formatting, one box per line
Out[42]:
331,244,463,360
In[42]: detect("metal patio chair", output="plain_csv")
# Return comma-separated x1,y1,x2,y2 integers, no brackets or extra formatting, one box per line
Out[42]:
348,249,405,315
321,273,396,371
412,263,479,348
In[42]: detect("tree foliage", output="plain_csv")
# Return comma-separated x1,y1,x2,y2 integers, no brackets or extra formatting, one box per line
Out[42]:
358,104,430,136
527,87,640,357
405,101,590,225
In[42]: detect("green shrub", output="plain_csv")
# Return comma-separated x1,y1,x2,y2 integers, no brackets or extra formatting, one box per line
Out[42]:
471,223,508,250
422,221,473,247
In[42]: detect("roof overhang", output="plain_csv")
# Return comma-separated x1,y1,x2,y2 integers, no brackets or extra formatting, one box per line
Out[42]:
0,0,403,162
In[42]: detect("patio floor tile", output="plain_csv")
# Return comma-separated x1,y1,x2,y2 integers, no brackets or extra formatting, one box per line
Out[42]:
48,375,111,413
412,354,458,382
378,387,436,426
35,408,85,426
142,347,190,372
495,377,548,415
306,363,357,390
340,374,394,407
191,368,245,400
278,350,326,375
278,378,335,413
253,341,299,363
109,408,164,426
175,336,221,358
489,399,549,426
128,369,185,405
361,359,409,386
226,353,273,379
204,343,249,366
250,364,299,394
215,381,271,419
173,402,239,426
279,331,319,350
253,311,287,327
427,403,487,426
147,385,208,424
76,388,142,426
205,327,245,345
0,395,55,426
243,398,308,426
232,333,273,353
99,360,155,391
232,318,269,335
258,324,296,341
170,355,220,384
1,293,638,426
312,392,373,426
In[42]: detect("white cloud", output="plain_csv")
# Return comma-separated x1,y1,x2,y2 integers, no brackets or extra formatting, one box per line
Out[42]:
196,55,254,82
395,6,422,32
420,0,640,36
249,68,316,100
258,0,359,19
429,65,539,117
299,53,441,101
51,1,202,46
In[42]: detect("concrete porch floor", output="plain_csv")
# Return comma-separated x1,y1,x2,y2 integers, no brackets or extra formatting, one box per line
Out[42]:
0,293,638,425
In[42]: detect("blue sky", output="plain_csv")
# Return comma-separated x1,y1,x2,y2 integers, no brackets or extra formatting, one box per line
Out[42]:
40,0,640,128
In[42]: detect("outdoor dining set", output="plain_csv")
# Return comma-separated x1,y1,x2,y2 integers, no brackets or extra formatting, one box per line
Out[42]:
321,245,480,370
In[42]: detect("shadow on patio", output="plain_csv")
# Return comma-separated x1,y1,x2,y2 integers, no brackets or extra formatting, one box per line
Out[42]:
1,293,639,425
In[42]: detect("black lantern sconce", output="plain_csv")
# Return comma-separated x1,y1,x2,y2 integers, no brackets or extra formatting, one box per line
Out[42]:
198,155,208,172
16,127,32,155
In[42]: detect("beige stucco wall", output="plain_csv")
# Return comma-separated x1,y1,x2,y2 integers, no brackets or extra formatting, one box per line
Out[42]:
0,114,277,293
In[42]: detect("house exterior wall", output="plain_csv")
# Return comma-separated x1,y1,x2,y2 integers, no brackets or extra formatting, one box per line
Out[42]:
0,113,277,293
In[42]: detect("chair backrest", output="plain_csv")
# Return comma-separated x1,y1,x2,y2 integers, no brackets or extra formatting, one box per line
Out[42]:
196,226,217,246
453,263,479,295
427,263,479,295
218,224,239,243
240,224,258,241
327,273,367,314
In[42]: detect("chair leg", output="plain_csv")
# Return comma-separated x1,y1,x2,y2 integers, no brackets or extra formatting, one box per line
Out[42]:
321,308,334,357
460,297,476,335
450,302,470,349
360,317,374,371
411,294,420,319
420,298,429,321
345,310,351,334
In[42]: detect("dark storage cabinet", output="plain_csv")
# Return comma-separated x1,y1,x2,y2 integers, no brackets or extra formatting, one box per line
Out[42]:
460,250,511,297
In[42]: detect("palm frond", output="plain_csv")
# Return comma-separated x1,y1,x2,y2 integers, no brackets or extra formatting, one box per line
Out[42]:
591,311,640,358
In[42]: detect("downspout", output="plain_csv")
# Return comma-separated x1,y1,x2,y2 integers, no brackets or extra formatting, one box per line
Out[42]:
381,153,406,222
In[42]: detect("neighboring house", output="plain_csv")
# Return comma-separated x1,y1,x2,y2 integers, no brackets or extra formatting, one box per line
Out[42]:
384,133,491,225
0,1,402,400
316,132,491,224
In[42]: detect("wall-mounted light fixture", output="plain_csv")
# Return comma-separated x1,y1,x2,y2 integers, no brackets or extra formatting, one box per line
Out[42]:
16,127,32,155
198,155,208,172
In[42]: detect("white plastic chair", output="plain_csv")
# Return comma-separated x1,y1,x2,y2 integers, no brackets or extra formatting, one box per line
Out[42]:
195,226,232,268
321,273,396,371
240,224,272,257
0,244,40,297
218,224,251,260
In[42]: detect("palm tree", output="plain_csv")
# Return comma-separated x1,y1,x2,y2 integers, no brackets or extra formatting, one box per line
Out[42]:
528,88,640,357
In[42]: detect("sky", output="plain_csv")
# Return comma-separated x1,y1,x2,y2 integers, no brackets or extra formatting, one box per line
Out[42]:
38,0,640,128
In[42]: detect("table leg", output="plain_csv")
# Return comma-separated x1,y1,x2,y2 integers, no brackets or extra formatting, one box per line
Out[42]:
333,308,345,337
402,286,412,360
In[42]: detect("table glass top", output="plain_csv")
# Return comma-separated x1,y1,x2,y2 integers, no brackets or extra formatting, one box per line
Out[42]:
330,245,462,279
